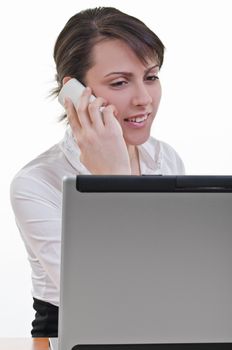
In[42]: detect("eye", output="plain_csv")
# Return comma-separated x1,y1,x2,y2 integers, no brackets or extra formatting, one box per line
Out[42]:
146,75,159,81
110,80,128,88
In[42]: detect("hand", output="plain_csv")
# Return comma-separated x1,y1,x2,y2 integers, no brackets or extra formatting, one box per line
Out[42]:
65,87,131,175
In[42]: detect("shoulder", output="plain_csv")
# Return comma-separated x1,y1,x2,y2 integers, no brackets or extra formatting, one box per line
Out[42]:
145,136,185,175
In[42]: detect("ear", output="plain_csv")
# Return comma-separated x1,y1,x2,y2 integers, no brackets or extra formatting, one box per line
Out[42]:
62,76,72,85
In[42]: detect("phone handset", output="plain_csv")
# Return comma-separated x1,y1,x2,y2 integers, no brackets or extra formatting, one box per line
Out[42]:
58,78,96,108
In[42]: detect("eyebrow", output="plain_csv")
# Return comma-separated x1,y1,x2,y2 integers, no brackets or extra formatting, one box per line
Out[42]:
104,64,159,78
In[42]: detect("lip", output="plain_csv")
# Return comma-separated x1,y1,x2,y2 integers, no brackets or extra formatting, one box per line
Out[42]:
125,112,151,120
123,113,151,129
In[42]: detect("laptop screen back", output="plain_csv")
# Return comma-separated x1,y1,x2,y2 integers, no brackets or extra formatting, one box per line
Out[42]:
58,176,232,350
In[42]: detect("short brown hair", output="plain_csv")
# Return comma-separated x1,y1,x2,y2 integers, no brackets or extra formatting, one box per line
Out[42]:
53,7,165,96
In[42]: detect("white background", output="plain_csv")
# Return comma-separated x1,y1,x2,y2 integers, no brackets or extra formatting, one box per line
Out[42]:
0,0,231,336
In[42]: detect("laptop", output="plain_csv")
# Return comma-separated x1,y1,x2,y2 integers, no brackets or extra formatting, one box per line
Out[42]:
50,175,232,350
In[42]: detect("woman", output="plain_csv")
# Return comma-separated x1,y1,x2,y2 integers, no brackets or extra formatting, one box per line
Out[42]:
10,7,185,337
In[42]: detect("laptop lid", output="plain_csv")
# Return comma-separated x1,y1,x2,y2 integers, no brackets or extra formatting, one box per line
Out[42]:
58,175,232,350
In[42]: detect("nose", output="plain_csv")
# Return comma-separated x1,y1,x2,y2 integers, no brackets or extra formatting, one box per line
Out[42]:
131,83,152,107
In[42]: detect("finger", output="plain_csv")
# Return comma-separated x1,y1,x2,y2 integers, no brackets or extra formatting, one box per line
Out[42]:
88,97,107,129
102,105,123,134
65,97,81,135
76,87,93,128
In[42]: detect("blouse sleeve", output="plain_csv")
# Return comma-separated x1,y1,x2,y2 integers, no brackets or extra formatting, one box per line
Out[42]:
10,173,62,290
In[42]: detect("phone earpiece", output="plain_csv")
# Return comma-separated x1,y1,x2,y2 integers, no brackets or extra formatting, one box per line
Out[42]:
58,79,95,108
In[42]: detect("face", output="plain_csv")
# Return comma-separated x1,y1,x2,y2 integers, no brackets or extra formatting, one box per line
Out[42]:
85,39,162,146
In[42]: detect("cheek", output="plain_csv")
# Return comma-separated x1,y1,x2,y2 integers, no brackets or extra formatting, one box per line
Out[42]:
107,94,130,121
100,84,162,122
153,83,162,104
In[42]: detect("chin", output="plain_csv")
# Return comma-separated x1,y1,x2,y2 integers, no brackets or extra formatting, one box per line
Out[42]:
123,131,151,146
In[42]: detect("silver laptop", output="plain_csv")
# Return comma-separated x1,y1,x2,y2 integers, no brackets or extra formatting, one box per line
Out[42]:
50,175,232,350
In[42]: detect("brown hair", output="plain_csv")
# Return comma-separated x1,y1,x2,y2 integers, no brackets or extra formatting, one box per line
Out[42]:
53,7,165,97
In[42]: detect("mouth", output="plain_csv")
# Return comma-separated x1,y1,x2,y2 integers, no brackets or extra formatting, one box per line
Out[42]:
123,113,150,127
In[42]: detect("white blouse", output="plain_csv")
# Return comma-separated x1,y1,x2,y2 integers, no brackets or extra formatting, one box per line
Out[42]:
10,127,185,306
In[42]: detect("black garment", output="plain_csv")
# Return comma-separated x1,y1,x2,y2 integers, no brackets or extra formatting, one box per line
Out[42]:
31,298,59,337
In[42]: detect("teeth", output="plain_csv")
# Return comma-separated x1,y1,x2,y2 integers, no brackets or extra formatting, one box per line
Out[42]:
128,115,148,123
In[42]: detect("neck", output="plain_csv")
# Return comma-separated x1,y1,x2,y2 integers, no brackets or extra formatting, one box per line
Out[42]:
127,144,137,161
127,144,141,175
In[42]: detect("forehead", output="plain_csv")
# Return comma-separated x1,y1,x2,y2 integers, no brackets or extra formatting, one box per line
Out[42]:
90,39,158,73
